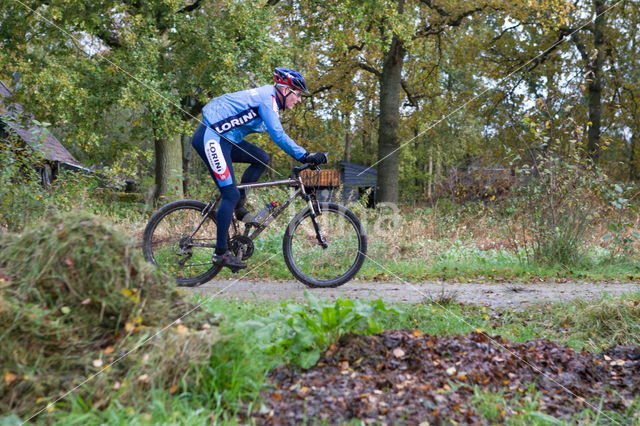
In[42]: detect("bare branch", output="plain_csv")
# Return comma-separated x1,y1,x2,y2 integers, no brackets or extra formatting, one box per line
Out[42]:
178,0,202,14
416,0,451,17
491,23,521,44
311,85,333,95
357,62,382,77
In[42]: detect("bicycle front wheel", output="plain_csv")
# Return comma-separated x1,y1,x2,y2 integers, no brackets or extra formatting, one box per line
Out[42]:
283,202,367,288
142,200,222,287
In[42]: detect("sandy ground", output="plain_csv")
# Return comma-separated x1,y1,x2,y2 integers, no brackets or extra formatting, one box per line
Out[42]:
185,279,640,308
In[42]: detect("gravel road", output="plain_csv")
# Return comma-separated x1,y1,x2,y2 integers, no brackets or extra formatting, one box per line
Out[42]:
186,279,640,308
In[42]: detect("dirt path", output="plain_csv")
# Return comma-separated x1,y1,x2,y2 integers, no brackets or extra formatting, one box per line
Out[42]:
186,279,640,308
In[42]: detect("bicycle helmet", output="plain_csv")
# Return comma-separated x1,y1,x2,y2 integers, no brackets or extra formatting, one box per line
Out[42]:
273,67,309,94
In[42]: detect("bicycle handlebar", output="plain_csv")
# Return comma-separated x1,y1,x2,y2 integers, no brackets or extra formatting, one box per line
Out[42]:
293,163,320,175
293,152,328,176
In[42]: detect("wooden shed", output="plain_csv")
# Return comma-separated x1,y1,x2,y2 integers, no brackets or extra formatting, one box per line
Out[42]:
339,161,377,207
0,80,87,185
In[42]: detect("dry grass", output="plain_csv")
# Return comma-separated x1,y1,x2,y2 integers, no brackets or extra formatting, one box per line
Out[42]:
0,212,217,417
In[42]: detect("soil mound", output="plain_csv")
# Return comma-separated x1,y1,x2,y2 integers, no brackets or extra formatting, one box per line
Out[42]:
256,330,639,424
0,212,216,417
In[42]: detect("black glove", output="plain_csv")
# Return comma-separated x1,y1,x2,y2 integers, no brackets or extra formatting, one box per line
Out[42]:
301,152,328,165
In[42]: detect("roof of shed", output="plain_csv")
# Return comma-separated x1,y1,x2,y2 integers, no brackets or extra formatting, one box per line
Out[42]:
0,80,82,166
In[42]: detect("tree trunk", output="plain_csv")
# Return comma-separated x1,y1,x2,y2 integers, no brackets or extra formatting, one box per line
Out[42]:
428,148,433,199
343,111,352,162
413,126,421,197
181,133,192,196
586,0,607,162
377,27,406,204
629,130,638,181
153,134,184,204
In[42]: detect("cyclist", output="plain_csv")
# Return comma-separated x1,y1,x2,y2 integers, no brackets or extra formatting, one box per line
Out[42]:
192,67,327,270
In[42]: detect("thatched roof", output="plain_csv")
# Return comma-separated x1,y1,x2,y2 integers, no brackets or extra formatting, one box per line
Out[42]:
0,80,82,167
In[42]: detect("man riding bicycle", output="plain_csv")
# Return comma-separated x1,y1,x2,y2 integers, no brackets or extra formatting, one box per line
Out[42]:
192,67,327,270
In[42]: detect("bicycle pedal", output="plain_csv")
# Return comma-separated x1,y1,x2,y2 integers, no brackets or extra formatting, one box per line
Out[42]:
230,267,241,274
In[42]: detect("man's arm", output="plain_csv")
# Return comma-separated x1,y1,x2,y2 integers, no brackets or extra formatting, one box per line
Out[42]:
258,101,307,160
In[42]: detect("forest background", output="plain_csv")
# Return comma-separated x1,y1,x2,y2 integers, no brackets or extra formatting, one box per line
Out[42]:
2,0,639,204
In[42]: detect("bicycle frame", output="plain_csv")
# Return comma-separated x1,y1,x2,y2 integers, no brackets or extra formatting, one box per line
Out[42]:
193,164,324,243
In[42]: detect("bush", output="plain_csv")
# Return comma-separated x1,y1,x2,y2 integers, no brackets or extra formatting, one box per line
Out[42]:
0,136,48,231
505,117,605,267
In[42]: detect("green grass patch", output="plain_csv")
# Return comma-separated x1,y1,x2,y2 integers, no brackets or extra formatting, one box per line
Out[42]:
16,285,640,425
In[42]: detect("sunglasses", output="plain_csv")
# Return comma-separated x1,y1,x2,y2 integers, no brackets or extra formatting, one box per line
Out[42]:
290,88,303,97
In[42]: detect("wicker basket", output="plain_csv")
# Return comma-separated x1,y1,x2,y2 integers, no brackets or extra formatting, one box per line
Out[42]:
300,169,341,187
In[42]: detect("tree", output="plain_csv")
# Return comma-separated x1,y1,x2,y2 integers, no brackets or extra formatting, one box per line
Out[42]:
1,0,282,201
273,0,576,203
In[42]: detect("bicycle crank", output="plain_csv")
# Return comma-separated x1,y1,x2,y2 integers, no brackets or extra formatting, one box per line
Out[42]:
229,235,255,260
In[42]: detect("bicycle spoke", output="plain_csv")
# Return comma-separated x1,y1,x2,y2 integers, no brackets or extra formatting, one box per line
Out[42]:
144,202,220,283
287,207,363,282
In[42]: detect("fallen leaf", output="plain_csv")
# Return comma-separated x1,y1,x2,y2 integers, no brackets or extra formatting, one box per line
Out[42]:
392,348,406,358
4,372,18,385
60,306,71,315
138,374,150,383
176,324,189,335
169,385,178,394
92,359,103,368
103,346,115,355
81,298,91,305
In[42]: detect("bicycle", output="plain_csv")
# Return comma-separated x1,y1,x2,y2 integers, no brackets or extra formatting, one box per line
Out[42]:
142,163,367,288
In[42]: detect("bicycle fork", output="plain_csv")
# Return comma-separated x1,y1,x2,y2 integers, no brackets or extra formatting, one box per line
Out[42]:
306,194,328,249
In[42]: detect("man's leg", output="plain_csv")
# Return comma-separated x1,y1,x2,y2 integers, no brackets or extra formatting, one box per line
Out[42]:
191,126,245,269
231,140,270,207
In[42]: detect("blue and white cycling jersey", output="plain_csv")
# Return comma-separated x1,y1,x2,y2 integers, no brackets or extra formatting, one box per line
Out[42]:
201,85,307,160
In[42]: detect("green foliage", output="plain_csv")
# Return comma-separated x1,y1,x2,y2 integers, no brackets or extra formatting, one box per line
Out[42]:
0,136,47,230
246,291,400,368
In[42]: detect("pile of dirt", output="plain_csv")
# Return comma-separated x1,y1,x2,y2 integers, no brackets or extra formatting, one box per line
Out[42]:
255,330,640,424
0,212,217,417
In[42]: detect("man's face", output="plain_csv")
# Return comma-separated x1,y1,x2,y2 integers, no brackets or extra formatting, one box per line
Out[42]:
284,87,303,109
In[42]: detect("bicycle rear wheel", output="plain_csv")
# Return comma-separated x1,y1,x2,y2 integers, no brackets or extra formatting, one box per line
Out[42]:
283,202,367,288
143,200,222,287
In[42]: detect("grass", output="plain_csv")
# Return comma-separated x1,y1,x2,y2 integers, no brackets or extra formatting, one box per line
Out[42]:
208,238,640,283
117,182,640,283
29,290,640,425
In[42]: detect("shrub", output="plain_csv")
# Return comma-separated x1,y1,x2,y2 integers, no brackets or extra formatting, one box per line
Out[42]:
505,117,605,267
0,135,48,231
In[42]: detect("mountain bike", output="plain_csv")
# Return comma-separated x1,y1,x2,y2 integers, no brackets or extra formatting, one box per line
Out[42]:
142,163,367,288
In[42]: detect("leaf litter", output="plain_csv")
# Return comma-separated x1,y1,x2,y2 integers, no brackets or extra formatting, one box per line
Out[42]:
254,330,639,424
